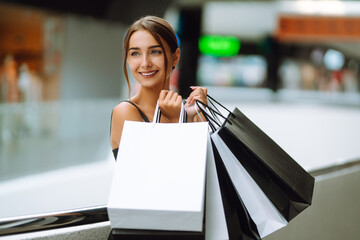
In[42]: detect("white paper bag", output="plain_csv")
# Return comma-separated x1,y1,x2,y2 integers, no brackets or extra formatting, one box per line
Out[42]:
211,131,288,238
205,133,229,240
107,120,209,232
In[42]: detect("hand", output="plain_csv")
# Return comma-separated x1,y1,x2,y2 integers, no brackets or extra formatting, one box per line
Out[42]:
184,86,207,122
158,90,183,123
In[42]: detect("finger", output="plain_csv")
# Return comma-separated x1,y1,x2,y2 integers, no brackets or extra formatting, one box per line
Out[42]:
198,88,207,103
192,86,207,96
159,90,169,101
194,87,207,103
188,87,206,104
190,86,206,92
165,90,174,101
186,96,193,105
189,93,206,105
176,95,183,104
187,91,199,105
191,96,203,104
190,86,206,94
170,92,179,102
202,87,207,96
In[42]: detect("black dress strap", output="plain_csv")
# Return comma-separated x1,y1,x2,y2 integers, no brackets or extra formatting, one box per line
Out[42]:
123,100,150,122
111,100,150,160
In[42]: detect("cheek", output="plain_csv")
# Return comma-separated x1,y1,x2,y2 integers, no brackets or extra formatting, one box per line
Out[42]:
127,60,139,73
151,56,164,68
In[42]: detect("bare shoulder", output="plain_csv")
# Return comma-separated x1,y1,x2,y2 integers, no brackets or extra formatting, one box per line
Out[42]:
112,101,143,123
110,101,143,149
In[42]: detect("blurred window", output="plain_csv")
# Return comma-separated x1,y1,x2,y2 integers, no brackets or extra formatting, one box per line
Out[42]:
197,55,267,88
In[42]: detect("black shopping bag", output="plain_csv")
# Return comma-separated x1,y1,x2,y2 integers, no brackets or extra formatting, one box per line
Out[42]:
212,141,260,240
197,96,315,222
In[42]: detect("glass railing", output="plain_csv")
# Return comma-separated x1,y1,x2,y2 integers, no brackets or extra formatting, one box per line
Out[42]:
0,99,120,232
0,100,118,182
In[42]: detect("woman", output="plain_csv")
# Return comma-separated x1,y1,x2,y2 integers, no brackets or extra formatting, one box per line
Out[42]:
110,16,207,159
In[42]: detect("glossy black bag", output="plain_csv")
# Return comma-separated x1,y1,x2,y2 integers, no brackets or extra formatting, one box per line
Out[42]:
197,96,315,222
211,140,261,240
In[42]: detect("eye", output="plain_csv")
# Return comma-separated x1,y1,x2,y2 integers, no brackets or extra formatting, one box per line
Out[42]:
151,49,162,55
130,51,140,57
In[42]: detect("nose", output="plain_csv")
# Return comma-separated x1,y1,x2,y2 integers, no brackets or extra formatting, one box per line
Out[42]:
141,53,152,68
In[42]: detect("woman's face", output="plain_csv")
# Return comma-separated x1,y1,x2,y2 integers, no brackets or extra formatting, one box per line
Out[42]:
127,30,178,90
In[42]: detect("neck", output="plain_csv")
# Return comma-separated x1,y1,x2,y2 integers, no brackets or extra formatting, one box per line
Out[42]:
131,83,170,109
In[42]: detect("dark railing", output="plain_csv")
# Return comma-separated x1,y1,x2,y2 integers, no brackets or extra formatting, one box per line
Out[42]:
0,206,109,236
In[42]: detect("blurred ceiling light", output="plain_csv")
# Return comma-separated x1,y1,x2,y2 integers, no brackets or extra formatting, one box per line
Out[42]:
289,0,347,16
323,49,345,71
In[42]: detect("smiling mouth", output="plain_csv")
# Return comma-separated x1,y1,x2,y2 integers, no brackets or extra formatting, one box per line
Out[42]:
140,71,158,77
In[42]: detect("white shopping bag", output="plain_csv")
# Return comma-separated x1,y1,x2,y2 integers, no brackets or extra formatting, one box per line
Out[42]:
211,131,288,238
205,133,229,240
107,104,209,232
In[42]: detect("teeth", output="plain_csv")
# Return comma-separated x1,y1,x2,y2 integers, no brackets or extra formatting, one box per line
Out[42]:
141,71,156,76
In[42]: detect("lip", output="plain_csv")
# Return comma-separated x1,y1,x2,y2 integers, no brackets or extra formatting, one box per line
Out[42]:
139,70,158,78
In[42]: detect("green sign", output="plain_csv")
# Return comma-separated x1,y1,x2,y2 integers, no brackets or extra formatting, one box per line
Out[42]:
199,35,240,57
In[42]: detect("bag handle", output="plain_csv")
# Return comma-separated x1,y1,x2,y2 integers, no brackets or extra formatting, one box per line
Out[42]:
195,100,223,132
207,94,234,117
152,101,186,124
195,95,235,132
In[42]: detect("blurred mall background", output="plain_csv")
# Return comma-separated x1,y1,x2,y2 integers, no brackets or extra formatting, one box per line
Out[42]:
0,0,359,239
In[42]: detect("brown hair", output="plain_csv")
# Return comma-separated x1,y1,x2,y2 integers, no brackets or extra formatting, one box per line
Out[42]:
123,16,179,98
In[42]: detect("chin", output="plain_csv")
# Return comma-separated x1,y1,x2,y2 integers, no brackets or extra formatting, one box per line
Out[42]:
139,81,163,89
137,78,166,88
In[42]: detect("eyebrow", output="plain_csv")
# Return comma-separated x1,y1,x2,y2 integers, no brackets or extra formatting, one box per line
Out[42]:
128,45,162,51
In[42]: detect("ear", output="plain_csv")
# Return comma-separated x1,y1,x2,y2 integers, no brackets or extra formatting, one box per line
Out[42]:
172,48,180,67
